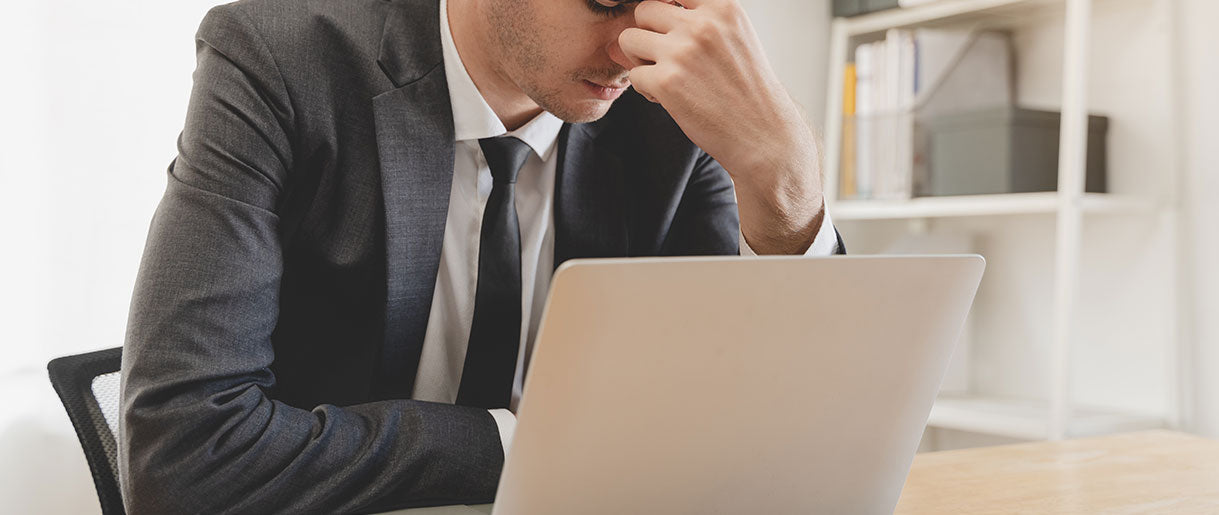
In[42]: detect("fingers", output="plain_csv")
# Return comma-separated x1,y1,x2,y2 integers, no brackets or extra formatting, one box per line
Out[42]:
626,64,668,104
618,27,666,67
634,0,690,34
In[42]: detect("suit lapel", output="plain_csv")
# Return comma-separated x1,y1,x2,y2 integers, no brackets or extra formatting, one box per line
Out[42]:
371,0,453,396
554,122,630,269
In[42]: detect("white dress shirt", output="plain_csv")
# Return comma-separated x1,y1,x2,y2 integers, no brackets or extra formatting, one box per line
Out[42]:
412,0,839,456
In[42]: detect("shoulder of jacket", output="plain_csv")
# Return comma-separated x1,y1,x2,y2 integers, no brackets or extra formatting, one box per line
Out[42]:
206,0,394,51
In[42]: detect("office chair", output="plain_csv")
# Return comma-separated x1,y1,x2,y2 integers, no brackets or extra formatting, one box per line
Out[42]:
48,346,126,515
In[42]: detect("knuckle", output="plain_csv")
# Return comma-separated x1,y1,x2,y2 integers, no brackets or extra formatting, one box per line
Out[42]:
693,16,724,40
659,69,683,91
673,42,701,67
679,39,700,58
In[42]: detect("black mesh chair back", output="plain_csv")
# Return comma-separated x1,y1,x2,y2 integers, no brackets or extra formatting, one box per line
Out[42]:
48,347,126,515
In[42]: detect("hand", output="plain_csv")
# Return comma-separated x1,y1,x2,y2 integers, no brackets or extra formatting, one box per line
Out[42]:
618,0,825,254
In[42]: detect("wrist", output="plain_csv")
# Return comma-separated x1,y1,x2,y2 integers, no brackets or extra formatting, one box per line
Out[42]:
733,145,825,255
736,178,824,255
733,138,822,221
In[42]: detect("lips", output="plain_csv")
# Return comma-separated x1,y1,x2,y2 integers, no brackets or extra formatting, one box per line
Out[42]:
583,79,629,101
591,80,630,89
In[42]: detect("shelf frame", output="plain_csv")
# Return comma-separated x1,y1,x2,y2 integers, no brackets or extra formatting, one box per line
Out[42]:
823,0,1186,443
832,192,1153,221
1045,0,1094,442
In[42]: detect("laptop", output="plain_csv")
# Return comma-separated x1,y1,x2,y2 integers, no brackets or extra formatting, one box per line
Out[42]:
398,255,985,515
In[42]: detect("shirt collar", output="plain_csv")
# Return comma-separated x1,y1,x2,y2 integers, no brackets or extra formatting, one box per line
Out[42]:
439,0,564,161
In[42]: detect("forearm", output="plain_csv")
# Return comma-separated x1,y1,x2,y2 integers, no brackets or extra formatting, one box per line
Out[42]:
733,125,826,255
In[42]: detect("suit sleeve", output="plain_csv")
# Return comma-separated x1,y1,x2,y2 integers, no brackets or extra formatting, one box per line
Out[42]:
661,151,845,256
659,152,742,255
119,5,504,514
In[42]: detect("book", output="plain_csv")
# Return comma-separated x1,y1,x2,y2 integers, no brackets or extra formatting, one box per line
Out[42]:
872,29,918,200
892,30,917,200
853,42,876,199
841,63,858,199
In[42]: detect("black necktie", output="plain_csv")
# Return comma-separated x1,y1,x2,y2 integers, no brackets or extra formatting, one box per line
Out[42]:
456,136,531,409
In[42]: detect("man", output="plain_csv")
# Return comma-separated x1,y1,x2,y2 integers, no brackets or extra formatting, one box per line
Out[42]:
119,0,844,512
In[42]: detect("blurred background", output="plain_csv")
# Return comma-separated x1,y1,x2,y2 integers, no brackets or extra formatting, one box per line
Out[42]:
1,0,1216,512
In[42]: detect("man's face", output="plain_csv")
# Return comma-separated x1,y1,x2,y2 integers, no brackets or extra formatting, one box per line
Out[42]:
486,0,639,123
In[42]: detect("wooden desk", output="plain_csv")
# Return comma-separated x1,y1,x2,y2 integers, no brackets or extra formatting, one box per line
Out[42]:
895,430,1219,514
391,430,1218,514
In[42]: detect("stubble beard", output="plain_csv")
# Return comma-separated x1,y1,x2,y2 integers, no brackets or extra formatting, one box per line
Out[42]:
488,0,625,124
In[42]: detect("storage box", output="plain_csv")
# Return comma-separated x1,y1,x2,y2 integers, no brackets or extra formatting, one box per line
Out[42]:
832,0,864,17
833,0,899,17
920,107,1108,196
864,0,901,13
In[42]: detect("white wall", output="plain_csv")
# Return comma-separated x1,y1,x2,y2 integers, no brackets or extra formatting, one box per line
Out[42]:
1179,0,1219,438
0,0,226,374
739,0,833,125
0,1,227,512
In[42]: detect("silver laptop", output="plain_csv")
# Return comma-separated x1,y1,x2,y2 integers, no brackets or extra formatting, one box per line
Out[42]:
401,255,985,515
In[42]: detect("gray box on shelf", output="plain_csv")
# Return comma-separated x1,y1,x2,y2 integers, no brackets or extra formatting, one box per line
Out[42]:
833,0,899,17
864,0,901,13
920,107,1108,197
832,0,864,17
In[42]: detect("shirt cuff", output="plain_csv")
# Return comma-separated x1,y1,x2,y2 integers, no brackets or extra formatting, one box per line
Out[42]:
739,210,837,256
488,408,517,459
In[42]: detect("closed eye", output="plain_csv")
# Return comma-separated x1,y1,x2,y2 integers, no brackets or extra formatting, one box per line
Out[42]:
585,0,640,17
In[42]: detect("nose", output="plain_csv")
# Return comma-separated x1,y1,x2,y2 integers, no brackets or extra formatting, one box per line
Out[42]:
607,38,631,70
605,11,638,70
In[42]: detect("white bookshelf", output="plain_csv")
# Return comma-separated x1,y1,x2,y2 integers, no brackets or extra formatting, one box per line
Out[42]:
833,192,1153,220
823,0,1186,446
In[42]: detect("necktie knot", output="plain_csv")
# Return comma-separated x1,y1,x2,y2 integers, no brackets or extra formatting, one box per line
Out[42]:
478,136,532,185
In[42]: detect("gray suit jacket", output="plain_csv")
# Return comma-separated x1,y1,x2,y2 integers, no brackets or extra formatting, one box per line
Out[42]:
119,0,843,513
